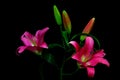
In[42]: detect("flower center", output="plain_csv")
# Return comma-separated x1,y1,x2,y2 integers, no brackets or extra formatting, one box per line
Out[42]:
81,55,86,62
30,37,37,46
81,55,91,62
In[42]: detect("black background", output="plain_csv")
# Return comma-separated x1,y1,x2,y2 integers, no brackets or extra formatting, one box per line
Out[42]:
3,0,113,80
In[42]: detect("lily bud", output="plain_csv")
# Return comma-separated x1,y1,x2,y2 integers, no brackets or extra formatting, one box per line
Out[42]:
62,10,72,34
80,17,95,41
53,5,62,26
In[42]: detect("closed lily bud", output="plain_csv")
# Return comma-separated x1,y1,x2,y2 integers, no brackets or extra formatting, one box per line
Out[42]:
62,10,72,34
80,17,95,41
53,5,62,26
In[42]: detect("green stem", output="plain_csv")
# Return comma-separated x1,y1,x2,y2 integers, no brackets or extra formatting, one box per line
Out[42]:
60,25,63,33
60,68,63,80
63,68,79,76
39,62,44,80
59,55,79,78
64,56,71,62
59,55,67,80
60,25,66,49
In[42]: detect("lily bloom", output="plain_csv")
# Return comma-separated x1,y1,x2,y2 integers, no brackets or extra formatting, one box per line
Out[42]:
17,27,49,55
69,36,110,77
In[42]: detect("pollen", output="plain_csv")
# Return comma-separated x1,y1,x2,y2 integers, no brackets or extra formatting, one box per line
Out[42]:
81,56,86,62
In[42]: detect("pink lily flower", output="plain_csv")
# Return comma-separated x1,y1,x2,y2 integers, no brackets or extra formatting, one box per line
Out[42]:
17,27,49,55
69,36,110,77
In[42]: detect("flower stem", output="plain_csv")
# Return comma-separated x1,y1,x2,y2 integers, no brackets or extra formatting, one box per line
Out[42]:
60,25,66,49
40,62,44,80
59,57,66,80
60,68,63,80
63,68,79,76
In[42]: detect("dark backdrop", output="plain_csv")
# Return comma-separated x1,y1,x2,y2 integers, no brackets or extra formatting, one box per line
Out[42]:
3,0,113,80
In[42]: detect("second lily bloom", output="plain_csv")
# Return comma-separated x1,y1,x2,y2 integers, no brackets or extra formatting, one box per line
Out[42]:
17,27,49,55
69,36,110,77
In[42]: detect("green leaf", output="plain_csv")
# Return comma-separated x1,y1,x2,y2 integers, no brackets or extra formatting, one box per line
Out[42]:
48,43,63,49
53,5,62,26
43,53,56,65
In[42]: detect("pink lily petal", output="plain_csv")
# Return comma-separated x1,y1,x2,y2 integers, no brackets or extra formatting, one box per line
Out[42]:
72,52,82,62
86,67,95,77
88,57,110,67
82,37,94,57
35,27,49,46
69,41,80,52
21,31,34,46
93,49,105,58
71,37,94,62
17,46,42,54
17,46,27,53
26,46,41,52
40,42,48,49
